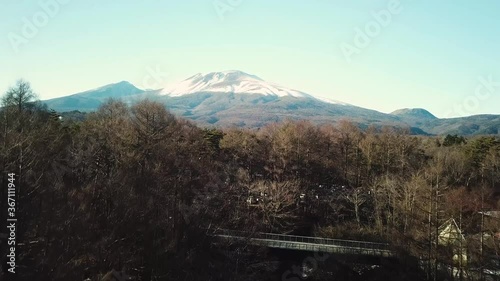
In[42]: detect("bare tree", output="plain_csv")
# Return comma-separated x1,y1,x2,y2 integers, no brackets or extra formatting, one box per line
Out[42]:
2,79,38,113
343,186,367,228
250,180,300,232
336,120,363,185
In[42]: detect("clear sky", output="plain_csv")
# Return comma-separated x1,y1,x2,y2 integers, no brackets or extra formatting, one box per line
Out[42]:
1,0,499,118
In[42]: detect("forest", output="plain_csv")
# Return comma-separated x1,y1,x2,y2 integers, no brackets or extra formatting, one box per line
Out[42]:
1,80,500,281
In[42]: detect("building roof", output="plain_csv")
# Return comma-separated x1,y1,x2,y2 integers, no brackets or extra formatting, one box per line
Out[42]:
480,211,500,219
438,218,466,246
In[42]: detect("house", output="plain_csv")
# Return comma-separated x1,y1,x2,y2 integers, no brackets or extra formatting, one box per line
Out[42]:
438,218,465,246
438,218,467,267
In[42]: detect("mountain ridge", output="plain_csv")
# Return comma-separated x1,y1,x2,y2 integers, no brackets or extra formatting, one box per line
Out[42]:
42,71,500,136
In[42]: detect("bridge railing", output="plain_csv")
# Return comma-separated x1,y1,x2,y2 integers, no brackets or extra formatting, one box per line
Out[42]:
211,229,391,252
214,229,391,251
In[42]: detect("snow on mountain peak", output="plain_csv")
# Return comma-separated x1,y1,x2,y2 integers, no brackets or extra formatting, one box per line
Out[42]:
160,70,312,98
159,70,349,106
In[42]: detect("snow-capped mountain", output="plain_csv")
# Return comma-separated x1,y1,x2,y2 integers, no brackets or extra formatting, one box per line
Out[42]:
41,71,500,135
160,70,346,104
161,70,310,97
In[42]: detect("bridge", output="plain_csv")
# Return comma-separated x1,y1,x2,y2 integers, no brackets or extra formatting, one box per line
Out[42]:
210,229,395,258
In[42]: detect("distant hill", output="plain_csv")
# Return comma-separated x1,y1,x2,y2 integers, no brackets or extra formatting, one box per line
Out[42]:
390,108,499,135
41,71,500,136
44,81,144,112
416,115,500,135
391,108,437,120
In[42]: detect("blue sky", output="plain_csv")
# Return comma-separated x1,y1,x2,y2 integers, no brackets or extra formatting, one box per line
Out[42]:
1,0,499,117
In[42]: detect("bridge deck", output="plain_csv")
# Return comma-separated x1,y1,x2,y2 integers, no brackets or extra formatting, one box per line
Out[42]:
212,229,395,258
